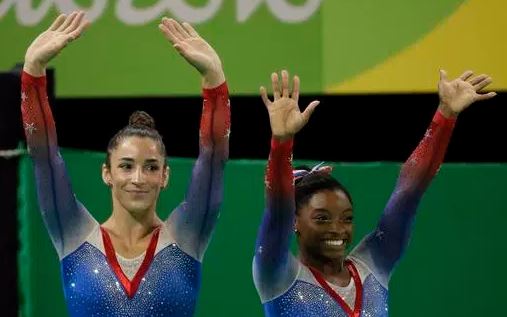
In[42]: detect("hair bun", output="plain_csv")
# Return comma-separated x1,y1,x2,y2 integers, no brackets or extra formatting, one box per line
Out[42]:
129,111,155,129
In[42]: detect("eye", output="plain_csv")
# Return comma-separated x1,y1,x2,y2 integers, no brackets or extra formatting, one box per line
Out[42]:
145,164,160,172
314,214,330,223
343,215,354,223
119,163,132,170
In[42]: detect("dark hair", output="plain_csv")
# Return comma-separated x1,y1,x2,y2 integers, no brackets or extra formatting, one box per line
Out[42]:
294,165,353,214
105,111,167,168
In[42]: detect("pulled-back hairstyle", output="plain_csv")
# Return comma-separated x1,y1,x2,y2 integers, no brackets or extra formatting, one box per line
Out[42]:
294,165,353,214
105,111,167,168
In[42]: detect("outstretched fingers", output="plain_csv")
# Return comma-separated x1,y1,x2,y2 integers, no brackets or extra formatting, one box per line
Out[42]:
301,100,320,124
271,72,281,100
172,20,191,39
475,91,497,101
469,74,488,86
281,70,289,98
64,11,84,34
56,11,78,32
260,86,271,108
292,75,300,103
182,22,199,37
459,70,474,81
68,17,89,41
473,76,493,91
439,69,448,82
471,73,496,101
160,18,182,43
48,14,67,31
158,23,174,42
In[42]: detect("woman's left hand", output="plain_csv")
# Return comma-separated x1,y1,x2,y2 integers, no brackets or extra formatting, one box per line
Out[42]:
158,17,225,88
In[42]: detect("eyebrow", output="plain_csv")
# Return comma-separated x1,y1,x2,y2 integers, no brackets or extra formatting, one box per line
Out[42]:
313,208,353,213
118,158,161,163
312,208,331,213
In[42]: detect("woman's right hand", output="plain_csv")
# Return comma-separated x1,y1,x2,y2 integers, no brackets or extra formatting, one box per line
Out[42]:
260,70,319,141
24,11,89,77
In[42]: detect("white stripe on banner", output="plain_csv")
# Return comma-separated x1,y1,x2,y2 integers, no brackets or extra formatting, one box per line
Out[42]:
0,148,26,158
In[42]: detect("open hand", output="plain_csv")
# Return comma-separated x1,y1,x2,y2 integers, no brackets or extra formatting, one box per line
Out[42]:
24,11,89,76
438,70,496,117
159,17,224,88
260,70,319,141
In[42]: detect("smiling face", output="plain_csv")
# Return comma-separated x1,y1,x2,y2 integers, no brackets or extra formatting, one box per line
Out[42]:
102,136,168,217
295,189,353,262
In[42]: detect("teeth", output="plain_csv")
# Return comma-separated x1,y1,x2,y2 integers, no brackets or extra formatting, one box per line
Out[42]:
325,240,344,246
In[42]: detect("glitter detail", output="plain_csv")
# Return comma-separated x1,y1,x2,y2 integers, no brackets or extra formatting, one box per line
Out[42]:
116,252,146,280
375,230,384,240
24,122,37,134
62,243,201,316
264,275,388,317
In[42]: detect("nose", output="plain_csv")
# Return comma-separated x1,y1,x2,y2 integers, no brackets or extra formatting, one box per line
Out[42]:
131,167,146,184
329,220,347,234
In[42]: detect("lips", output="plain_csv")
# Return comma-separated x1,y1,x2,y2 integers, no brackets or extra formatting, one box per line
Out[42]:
125,190,150,194
321,238,349,249
324,240,344,246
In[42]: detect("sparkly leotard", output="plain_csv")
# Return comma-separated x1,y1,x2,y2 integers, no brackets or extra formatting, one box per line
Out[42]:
21,71,230,317
253,111,456,317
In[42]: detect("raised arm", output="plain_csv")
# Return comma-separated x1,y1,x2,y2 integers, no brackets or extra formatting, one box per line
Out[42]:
351,70,496,286
21,12,96,259
253,70,319,301
159,19,230,261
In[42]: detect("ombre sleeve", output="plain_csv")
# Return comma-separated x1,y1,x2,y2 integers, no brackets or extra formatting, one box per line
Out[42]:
253,138,300,303
20,71,97,260
350,110,456,287
167,82,230,262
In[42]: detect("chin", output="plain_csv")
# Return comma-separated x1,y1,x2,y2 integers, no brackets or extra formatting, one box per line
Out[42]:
125,202,153,215
320,249,346,261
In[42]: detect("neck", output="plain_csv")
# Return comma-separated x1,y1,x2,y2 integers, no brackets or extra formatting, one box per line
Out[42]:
300,249,350,285
104,202,161,245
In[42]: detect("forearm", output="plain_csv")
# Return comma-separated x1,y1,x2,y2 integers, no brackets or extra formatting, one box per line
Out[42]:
253,139,299,301
21,71,94,257
356,108,457,278
255,138,295,270
398,108,456,192
167,82,229,259
196,81,230,252
210,82,230,157
21,71,56,157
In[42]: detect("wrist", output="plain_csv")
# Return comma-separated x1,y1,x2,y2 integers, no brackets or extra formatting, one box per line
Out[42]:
202,65,225,89
271,136,294,149
272,134,294,142
437,103,458,118
23,60,46,77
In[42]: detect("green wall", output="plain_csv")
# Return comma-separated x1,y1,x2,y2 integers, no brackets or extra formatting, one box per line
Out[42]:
18,149,507,316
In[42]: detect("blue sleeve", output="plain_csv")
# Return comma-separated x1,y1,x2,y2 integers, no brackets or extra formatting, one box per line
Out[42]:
350,110,456,287
20,71,97,259
167,82,230,261
253,138,300,303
